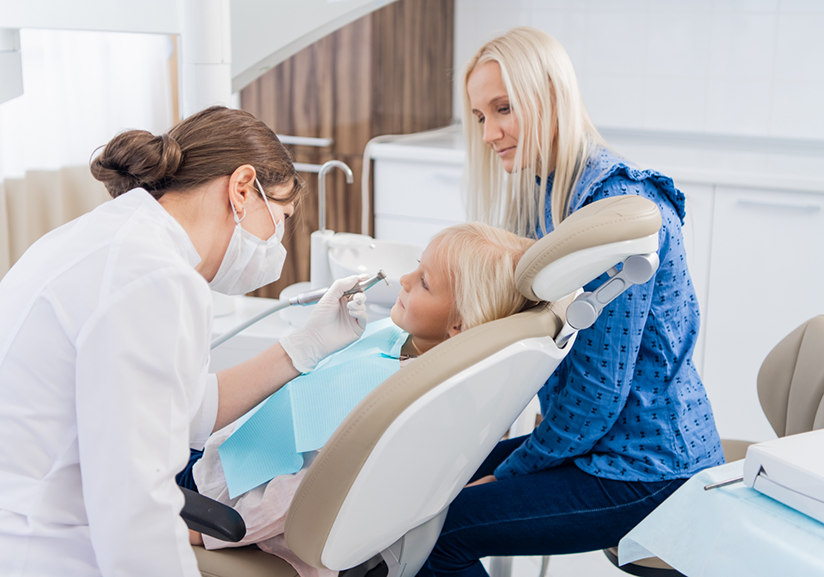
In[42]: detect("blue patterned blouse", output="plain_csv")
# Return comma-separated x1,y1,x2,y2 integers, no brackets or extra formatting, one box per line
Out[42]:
494,147,725,482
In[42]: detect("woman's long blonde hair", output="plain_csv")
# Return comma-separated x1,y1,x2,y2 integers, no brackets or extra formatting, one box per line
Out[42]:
462,27,605,237
434,222,534,332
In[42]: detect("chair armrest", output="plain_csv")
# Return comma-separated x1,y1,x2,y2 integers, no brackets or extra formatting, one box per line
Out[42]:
180,486,246,543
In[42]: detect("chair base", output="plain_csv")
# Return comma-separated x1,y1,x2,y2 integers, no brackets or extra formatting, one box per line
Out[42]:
603,547,685,577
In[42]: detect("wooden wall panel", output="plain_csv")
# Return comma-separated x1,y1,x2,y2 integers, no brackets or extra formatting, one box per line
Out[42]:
243,0,454,299
330,20,372,155
371,0,454,135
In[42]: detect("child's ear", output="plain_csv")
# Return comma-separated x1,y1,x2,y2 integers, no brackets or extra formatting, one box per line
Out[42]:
447,323,462,338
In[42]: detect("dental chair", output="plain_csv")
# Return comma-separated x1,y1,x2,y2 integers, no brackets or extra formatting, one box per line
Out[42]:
184,194,663,577
604,315,824,576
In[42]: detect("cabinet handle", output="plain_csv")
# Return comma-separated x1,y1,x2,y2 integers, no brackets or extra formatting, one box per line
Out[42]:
736,200,821,214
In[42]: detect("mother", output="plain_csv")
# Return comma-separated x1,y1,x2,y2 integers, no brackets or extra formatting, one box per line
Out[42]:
417,27,724,577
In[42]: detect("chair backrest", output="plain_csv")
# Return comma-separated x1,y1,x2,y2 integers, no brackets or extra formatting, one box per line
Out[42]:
284,195,663,571
758,315,824,437
286,298,571,569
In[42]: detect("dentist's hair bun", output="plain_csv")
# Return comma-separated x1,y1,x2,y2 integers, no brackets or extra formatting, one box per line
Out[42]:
89,106,304,205
90,131,183,198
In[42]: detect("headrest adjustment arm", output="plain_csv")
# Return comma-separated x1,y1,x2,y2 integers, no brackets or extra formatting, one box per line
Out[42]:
557,252,659,345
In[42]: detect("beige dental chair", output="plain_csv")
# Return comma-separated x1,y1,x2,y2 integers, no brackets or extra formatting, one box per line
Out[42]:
184,195,664,577
604,314,824,576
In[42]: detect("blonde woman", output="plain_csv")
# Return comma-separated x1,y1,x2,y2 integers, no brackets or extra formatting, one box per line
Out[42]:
179,223,534,577
417,28,724,577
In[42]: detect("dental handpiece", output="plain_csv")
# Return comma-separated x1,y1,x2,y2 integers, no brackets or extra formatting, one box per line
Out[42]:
289,269,388,306
210,270,389,350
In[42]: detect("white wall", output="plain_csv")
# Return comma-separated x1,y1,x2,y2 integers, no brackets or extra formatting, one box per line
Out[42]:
454,0,824,141
0,29,175,180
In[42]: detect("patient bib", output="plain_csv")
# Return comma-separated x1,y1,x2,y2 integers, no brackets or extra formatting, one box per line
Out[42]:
219,318,407,498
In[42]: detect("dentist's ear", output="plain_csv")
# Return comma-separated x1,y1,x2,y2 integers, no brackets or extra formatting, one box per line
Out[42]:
227,164,257,214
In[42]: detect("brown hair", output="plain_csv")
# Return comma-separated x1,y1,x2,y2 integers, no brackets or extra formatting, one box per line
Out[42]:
434,222,534,331
90,106,304,205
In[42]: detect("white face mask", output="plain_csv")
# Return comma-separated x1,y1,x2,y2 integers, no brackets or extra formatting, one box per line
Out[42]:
209,178,288,295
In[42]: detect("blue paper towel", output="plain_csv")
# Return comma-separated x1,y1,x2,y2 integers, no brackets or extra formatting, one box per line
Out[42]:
218,385,304,499
219,318,407,498
620,460,824,576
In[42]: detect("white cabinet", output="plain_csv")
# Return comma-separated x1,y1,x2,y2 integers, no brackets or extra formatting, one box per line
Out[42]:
679,183,715,378
373,157,465,245
371,130,466,247
701,187,824,442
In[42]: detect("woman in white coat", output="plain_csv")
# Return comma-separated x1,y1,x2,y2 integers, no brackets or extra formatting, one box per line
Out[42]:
0,106,367,577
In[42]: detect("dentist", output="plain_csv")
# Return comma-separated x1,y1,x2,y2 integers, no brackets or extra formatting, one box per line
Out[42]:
0,106,366,576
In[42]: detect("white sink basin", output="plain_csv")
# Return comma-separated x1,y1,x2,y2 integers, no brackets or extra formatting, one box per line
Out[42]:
327,234,423,308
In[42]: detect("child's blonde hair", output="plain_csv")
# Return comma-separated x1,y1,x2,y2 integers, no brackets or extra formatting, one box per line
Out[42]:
434,222,534,332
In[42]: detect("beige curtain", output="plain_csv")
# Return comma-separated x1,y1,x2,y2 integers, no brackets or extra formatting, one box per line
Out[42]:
0,166,109,278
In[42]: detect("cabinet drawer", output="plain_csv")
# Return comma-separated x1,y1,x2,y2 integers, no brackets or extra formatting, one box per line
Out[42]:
702,186,824,442
374,158,465,222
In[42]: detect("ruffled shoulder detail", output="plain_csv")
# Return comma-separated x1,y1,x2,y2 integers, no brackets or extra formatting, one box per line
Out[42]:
570,147,686,225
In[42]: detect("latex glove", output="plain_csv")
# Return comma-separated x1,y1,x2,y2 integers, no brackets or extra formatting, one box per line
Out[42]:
281,274,369,373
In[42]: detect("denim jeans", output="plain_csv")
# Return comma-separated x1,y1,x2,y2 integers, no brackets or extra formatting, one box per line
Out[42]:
175,448,203,492
416,436,686,577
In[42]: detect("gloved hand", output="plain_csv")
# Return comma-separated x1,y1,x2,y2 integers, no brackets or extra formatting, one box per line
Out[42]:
280,274,369,373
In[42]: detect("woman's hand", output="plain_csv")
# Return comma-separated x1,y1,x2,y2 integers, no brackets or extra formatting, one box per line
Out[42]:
280,274,369,373
213,276,367,429
189,529,203,546
465,474,497,488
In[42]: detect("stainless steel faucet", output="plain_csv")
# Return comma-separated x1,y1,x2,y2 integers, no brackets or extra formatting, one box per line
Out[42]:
317,160,354,232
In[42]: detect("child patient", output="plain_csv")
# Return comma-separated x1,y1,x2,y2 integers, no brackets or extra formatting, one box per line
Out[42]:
184,223,534,576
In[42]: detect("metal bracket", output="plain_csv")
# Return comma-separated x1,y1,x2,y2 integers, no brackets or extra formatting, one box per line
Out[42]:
556,252,659,346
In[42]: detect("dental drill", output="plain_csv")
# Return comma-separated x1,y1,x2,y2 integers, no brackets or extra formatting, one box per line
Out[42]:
210,270,388,350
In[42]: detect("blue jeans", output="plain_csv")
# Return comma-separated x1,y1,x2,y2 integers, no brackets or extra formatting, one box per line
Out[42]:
176,449,203,492
416,436,686,577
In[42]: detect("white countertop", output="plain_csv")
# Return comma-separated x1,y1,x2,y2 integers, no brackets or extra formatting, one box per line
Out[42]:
369,125,465,164
369,124,824,194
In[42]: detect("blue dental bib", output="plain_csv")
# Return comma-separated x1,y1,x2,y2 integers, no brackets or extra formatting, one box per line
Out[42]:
219,318,407,498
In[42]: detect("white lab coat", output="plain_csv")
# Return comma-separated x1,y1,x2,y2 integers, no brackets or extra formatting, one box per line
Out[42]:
0,188,219,576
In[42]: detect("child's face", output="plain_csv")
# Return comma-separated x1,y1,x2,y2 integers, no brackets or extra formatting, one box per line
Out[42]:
390,236,460,349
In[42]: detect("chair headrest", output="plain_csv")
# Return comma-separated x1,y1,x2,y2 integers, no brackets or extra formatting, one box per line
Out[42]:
516,195,662,302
